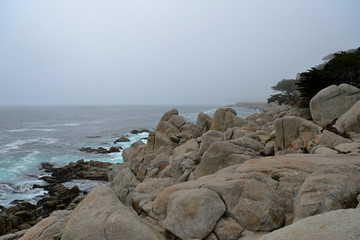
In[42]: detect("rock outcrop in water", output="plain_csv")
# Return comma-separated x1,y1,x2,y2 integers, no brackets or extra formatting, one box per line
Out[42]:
4,84,360,240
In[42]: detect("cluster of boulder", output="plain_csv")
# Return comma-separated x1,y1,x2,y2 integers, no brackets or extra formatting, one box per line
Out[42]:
3,83,360,240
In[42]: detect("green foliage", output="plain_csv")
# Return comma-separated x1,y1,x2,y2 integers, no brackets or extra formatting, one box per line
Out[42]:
296,48,360,107
271,174,280,182
268,79,298,105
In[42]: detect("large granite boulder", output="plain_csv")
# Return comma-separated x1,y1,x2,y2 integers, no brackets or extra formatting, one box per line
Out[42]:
162,188,226,240
259,209,360,240
210,108,248,132
198,130,226,155
61,186,165,240
111,168,141,205
122,140,145,162
193,141,257,178
274,116,351,155
310,84,360,127
131,178,177,215
274,116,321,153
168,115,186,129
196,112,213,134
204,176,285,231
335,99,360,139
293,163,360,222
160,108,178,121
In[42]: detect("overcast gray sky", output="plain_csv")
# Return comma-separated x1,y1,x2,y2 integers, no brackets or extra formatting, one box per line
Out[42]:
0,0,359,105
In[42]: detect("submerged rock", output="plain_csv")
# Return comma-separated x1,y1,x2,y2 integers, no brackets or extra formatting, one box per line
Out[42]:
114,136,130,143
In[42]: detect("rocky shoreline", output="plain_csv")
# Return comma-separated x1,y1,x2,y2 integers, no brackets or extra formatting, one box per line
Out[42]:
0,160,112,238
2,83,360,240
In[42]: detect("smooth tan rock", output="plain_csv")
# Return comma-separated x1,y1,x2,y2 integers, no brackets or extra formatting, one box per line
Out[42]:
335,99,360,137
310,84,360,127
313,130,352,148
154,121,179,149
162,188,226,240
161,156,185,179
335,142,360,152
259,209,360,240
211,108,247,132
224,111,248,131
196,112,213,134
274,116,321,153
199,130,226,155
194,141,257,178
293,163,360,222
310,146,338,154
61,186,165,240
230,137,264,151
214,217,244,240
173,138,199,158
131,178,177,214
204,176,284,231
225,127,249,140
168,115,186,129
20,210,71,240
111,168,140,203
122,140,145,162
160,108,178,121
153,180,207,220
211,108,236,131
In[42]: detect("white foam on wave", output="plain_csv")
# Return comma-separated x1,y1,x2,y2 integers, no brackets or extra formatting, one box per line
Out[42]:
0,177,48,208
48,123,81,127
7,128,57,133
47,122,101,127
0,138,58,154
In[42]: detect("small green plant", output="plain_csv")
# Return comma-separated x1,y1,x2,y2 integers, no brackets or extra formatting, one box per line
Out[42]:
271,174,280,182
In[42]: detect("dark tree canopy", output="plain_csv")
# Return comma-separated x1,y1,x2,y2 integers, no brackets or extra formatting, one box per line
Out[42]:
296,47,360,107
268,79,298,105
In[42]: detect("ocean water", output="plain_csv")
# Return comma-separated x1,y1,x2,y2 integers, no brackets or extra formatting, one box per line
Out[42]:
0,105,259,207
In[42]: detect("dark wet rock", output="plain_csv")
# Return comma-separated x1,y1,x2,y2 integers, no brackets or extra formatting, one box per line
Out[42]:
114,136,131,143
40,162,53,172
78,147,107,154
36,184,81,218
40,176,57,184
130,129,150,134
78,146,122,154
0,202,37,236
41,160,112,183
0,183,82,236
108,146,122,153
87,136,101,138
18,223,31,230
